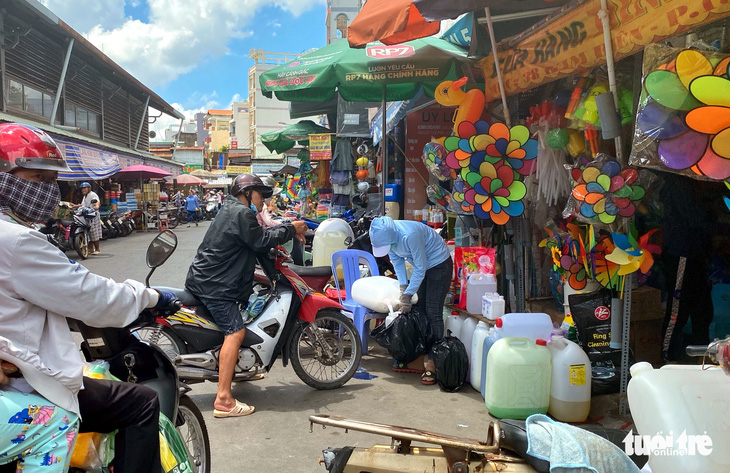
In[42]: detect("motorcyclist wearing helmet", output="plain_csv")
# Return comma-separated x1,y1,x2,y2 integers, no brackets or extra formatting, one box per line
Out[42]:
71,181,102,255
185,173,307,418
0,123,175,473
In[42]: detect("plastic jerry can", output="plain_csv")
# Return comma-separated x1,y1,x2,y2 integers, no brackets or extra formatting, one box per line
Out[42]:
547,336,591,422
470,321,490,391
482,293,505,320
480,328,500,398
466,274,497,315
485,338,551,419
445,311,463,339
627,363,730,473
459,316,479,361
311,218,355,267
494,313,553,343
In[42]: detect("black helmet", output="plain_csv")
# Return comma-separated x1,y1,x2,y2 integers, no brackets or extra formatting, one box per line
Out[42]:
231,173,273,199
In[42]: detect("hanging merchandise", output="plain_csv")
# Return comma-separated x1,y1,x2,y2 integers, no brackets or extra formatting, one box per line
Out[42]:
566,155,646,225
422,141,451,181
284,175,299,200
631,43,730,180
426,184,455,213
441,121,537,225
434,77,486,134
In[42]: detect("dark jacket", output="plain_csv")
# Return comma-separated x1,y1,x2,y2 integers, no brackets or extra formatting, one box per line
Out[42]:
185,195,294,302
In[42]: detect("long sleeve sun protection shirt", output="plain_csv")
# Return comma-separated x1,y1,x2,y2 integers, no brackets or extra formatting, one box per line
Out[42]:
185,195,295,303
0,214,156,417
369,216,450,296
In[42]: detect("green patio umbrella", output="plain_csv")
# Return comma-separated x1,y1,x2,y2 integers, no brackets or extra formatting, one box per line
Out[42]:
260,120,333,154
259,37,471,103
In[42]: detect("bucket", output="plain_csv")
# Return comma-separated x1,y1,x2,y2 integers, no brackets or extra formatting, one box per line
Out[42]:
485,337,551,419
547,336,591,422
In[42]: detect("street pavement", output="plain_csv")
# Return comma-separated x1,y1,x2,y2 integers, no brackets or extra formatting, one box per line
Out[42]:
79,222,492,473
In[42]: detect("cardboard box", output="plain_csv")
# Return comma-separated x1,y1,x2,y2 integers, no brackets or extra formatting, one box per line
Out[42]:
630,320,664,366
630,286,663,322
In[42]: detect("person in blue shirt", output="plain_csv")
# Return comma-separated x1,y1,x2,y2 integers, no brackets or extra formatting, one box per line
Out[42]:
370,216,452,385
185,188,199,227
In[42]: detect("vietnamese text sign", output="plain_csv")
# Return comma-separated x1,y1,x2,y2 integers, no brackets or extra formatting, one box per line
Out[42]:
480,0,730,101
309,133,333,161
182,164,203,174
225,165,251,175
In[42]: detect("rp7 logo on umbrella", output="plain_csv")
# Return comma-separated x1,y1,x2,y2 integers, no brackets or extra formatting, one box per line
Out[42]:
366,45,415,59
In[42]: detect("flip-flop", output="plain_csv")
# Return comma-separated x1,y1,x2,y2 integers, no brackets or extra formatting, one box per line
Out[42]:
213,401,255,418
420,370,437,386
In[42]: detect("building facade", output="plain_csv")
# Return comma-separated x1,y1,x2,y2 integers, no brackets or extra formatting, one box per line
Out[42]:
0,0,183,179
230,100,250,152
326,0,363,44
247,50,299,161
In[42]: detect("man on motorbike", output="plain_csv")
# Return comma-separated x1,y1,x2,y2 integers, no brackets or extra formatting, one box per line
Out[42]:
71,181,102,255
0,122,176,473
185,173,307,418
370,216,452,385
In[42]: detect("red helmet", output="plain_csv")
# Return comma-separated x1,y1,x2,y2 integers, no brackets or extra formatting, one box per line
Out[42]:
0,123,70,173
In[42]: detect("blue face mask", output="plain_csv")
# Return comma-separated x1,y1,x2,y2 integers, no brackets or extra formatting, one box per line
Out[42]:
249,203,258,214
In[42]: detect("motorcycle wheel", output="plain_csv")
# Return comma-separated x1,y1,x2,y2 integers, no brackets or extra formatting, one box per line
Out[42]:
123,221,134,236
177,395,211,473
290,309,362,390
167,213,179,229
133,325,187,360
74,232,89,259
101,223,110,241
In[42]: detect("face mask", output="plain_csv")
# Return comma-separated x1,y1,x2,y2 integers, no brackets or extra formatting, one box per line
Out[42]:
0,172,60,224
249,203,258,214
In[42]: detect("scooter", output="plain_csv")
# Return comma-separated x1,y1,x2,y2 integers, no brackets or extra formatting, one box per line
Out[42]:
203,197,218,220
133,247,363,390
44,204,96,259
0,231,211,473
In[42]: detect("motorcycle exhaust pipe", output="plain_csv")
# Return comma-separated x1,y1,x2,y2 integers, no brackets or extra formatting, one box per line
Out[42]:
175,366,219,381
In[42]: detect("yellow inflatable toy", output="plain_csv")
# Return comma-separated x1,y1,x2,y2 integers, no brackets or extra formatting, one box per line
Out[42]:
435,77,486,134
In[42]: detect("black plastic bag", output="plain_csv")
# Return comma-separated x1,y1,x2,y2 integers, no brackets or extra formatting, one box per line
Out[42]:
371,308,431,364
430,336,468,392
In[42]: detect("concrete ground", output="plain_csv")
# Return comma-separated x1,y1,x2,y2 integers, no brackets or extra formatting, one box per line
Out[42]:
80,223,494,473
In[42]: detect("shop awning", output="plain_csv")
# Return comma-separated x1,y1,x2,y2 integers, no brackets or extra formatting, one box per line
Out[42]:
57,140,122,181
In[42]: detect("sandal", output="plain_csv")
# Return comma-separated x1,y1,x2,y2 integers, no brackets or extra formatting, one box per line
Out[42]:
392,360,424,374
213,400,255,418
420,370,437,385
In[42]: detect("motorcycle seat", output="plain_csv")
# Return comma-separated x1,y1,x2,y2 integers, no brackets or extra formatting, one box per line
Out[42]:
287,264,332,278
60,219,74,226
153,286,203,307
497,419,647,473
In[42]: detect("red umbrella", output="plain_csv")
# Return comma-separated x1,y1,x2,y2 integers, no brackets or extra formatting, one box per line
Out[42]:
113,164,171,180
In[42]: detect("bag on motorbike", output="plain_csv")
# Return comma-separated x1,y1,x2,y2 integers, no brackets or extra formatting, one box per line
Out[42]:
159,412,194,473
430,336,468,392
371,307,432,364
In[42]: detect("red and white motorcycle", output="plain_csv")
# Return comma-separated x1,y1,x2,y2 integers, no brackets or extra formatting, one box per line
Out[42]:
133,247,362,390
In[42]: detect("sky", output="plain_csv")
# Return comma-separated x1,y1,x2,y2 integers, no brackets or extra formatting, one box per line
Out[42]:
39,0,329,139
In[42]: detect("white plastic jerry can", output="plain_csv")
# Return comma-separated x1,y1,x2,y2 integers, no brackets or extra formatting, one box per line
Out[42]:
470,321,490,391
547,336,591,423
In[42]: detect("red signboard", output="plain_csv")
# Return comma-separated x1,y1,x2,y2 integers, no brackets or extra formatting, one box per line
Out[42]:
231,141,238,149
404,105,455,220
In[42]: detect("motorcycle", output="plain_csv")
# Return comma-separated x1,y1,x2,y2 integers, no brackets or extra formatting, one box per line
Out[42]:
99,210,120,240
309,414,647,473
0,231,212,473
44,204,96,259
133,246,362,390
202,197,219,220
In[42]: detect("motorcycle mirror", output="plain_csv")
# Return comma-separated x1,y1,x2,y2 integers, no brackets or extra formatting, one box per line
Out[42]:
146,230,178,269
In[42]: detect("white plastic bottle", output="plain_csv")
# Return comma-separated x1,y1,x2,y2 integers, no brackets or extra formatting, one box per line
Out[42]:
480,328,501,398
482,293,505,320
547,336,591,422
459,316,479,361
493,313,553,343
445,311,463,339
470,321,490,391
466,274,497,315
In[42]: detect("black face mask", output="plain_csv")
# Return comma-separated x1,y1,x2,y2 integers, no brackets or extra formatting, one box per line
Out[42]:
0,172,61,224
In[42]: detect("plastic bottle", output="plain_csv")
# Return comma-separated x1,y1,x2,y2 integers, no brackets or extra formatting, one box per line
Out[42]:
470,321,490,391
246,289,267,319
459,316,479,361
482,293,505,320
480,328,500,398
485,338,552,419
445,311,463,339
561,314,578,342
466,274,497,315
494,313,553,343
547,336,591,423
628,363,730,473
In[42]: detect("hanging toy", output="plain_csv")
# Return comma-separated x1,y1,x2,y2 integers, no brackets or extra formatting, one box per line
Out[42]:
546,128,570,150
422,142,450,181
434,77,486,134
426,184,454,212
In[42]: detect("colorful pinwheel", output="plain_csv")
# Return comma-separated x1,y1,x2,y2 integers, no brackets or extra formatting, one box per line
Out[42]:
423,142,452,181
571,160,645,224
452,161,526,225
637,48,730,180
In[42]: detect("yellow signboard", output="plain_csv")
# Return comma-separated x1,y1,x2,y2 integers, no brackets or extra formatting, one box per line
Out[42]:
480,0,730,101
309,134,333,161
225,165,251,174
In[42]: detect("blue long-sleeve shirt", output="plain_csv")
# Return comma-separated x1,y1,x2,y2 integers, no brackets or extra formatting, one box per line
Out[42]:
185,195,199,212
369,216,450,296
